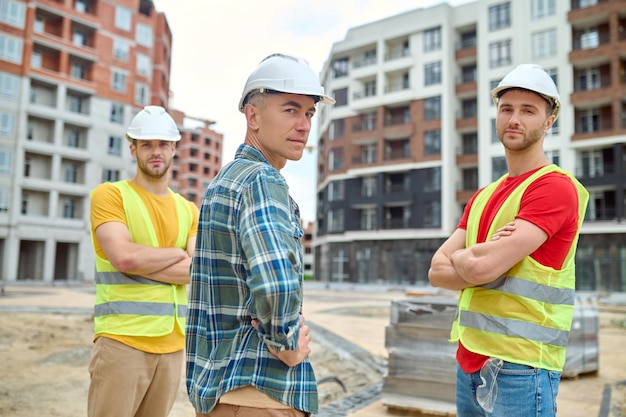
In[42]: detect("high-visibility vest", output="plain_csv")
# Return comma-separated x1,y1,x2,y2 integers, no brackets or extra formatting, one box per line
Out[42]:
450,164,589,371
93,181,192,337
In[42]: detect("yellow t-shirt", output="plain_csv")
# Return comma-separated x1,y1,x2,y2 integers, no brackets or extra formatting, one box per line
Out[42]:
90,180,199,353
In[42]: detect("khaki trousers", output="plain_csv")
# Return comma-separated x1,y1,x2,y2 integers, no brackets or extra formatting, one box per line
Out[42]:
88,337,183,417
197,403,308,417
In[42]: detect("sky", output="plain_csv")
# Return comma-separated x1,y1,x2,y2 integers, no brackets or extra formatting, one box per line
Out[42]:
154,0,470,222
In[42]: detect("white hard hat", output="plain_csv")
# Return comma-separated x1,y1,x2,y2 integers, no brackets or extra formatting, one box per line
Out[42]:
126,105,181,142
491,64,561,120
238,53,335,112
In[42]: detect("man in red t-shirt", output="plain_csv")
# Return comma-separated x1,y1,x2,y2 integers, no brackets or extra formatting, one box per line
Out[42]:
429,65,588,417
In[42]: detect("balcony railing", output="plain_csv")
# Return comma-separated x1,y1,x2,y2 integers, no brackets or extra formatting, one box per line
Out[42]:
384,218,410,229
576,162,615,178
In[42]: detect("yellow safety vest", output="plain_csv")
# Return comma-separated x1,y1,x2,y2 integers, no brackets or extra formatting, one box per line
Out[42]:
93,181,192,337
450,165,589,371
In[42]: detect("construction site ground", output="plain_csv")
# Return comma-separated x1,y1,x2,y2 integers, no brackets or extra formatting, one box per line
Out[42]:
0,282,624,417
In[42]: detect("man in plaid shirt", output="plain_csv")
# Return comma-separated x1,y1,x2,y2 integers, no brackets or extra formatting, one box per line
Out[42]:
185,53,335,417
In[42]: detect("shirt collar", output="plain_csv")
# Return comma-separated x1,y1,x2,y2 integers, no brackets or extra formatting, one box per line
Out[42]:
234,144,271,166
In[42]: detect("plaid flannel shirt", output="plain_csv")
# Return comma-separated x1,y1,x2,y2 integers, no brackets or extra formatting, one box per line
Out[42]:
186,144,318,414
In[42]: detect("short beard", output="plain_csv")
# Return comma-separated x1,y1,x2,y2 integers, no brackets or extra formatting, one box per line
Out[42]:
137,158,172,180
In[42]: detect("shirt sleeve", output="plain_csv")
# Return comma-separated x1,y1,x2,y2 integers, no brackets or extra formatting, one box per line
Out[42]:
239,169,302,352
517,172,579,238
187,200,200,238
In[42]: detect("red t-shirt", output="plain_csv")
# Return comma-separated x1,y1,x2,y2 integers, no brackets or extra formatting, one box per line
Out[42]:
456,166,580,373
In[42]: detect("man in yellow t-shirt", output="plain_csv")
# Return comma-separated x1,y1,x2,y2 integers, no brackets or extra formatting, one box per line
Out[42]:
88,106,199,417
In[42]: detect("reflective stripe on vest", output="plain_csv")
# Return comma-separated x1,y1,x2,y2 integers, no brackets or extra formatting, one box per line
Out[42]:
451,165,589,371
92,181,192,337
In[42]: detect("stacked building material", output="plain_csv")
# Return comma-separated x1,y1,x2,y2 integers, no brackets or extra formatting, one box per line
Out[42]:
382,296,458,414
563,292,600,378
383,292,600,413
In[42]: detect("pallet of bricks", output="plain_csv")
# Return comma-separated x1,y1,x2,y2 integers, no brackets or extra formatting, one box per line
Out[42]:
382,293,599,415
382,295,458,416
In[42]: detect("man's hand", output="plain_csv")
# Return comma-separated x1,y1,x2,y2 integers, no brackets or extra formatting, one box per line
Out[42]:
490,221,516,241
252,315,312,367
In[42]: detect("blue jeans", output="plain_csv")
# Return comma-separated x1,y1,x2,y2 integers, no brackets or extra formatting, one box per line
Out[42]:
455,360,561,417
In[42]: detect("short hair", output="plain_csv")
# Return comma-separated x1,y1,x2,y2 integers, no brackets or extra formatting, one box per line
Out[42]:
244,90,267,109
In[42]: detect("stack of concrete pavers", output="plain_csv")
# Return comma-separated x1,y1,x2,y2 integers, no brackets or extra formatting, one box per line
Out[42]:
382,296,458,414
563,292,600,378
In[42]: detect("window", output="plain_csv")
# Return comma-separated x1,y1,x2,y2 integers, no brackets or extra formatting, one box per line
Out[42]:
20,192,27,214
424,61,441,86
68,96,83,113
62,199,75,218
333,88,348,107
489,40,512,68
545,150,560,165
461,98,477,118
75,0,89,13
115,6,132,31
328,181,344,201
34,15,44,33
579,68,600,90
0,188,8,212
0,150,12,174
111,70,127,93
361,176,376,197
136,23,153,47
579,29,599,50
31,51,41,68
424,96,441,120
532,29,557,60
102,168,120,182
72,31,86,47
0,112,15,136
491,118,499,143
492,156,508,180
0,34,23,63
580,109,600,133
424,130,441,155
67,129,80,147
360,111,376,131
327,209,344,233
70,62,86,79
110,103,124,124
424,26,442,52
531,0,556,19
332,57,349,78
113,39,129,61
423,201,441,227
460,30,477,49
361,144,376,163
329,148,344,170
489,2,511,31
134,83,149,105
108,136,122,155
461,64,477,83
361,208,376,230
462,133,478,154
136,53,151,77
0,0,25,28
0,71,19,98
363,80,376,97
64,163,78,183
329,119,344,141
424,167,441,191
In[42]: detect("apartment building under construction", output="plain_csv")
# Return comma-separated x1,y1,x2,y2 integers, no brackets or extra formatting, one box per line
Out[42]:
314,0,626,291
0,0,222,282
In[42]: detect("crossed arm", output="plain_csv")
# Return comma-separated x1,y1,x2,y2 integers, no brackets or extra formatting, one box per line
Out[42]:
428,219,548,290
95,221,195,285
